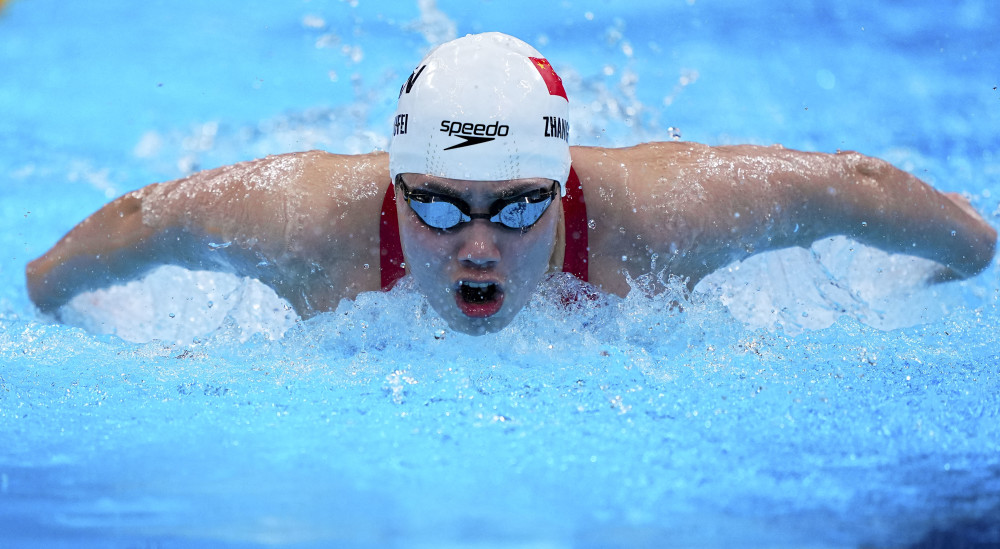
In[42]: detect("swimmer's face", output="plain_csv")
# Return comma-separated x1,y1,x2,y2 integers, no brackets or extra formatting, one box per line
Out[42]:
396,174,560,335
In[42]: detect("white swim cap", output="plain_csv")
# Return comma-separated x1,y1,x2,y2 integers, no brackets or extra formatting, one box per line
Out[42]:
389,32,571,194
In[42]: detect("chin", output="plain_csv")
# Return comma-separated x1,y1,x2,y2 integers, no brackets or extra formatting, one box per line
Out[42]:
447,317,510,336
441,310,517,335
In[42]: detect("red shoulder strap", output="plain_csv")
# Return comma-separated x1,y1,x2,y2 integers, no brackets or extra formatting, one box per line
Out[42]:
379,184,406,291
561,166,589,282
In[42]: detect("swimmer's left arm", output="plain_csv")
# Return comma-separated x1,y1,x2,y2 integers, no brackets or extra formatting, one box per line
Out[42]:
723,145,997,278
576,143,996,290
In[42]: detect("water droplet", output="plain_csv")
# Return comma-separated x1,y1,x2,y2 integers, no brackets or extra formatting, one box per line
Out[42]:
434,330,446,340
861,221,868,227
950,230,957,237
168,313,176,319
363,263,370,270
587,219,597,230
621,255,628,262
207,301,213,309
667,127,682,141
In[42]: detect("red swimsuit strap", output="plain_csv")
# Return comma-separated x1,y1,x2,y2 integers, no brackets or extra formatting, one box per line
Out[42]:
379,184,406,291
561,166,589,282
379,166,589,291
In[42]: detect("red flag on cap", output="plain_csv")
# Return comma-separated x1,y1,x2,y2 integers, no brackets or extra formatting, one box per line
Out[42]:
529,57,568,100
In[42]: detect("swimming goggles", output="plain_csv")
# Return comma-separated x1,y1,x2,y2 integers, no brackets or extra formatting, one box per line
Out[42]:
396,176,558,231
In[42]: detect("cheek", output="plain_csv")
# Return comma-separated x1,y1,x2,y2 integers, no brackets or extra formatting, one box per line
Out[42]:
398,217,449,284
506,216,558,282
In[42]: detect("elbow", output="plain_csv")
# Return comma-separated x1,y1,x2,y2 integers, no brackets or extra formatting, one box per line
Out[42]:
964,225,998,277
25,256,63,314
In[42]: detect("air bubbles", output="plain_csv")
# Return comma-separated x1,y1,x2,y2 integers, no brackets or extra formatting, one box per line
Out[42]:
341,44,364,64
816,69,836,90
301,15,326,29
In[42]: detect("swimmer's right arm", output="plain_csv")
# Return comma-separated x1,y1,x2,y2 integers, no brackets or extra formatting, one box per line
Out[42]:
26,160,293,315
27,189,165,314
26,151,387,316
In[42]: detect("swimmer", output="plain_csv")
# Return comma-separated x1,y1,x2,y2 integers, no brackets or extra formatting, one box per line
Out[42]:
25,32,997,335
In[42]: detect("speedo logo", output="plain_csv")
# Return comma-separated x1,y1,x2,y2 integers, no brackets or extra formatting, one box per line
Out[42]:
440,120,509,150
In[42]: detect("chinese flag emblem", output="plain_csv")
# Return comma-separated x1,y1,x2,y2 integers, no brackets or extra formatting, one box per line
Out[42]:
529,57,568,100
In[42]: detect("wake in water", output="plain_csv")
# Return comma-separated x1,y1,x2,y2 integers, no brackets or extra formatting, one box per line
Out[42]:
7,243,997,548
52,231,974,347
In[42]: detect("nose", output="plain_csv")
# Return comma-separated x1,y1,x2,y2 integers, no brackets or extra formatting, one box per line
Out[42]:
457,220,501,269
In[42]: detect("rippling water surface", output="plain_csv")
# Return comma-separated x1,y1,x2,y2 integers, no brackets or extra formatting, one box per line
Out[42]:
2,1,998,547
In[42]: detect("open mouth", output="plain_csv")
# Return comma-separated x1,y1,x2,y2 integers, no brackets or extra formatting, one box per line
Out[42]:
460,281,498,304
455,281,504,318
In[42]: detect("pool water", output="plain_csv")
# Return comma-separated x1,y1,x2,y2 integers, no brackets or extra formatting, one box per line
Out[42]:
2,1,999,547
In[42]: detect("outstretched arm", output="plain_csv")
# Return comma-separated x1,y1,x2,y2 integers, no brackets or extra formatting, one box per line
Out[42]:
574,143,996,292
26,151,387,316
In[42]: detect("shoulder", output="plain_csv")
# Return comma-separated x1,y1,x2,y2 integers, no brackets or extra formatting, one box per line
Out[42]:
288,150,388,228
569,142,711,215
568,142,717,199
276,152,388,279
292,150,389,203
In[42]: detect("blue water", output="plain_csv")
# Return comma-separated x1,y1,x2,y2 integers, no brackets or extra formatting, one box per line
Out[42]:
2,1,999,547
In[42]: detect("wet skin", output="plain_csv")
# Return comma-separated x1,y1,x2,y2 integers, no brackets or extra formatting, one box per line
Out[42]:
25,144,997,335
